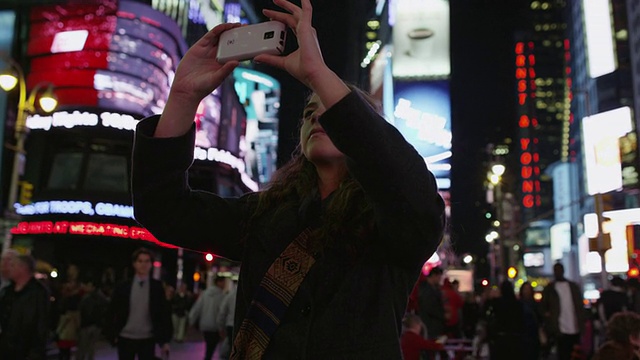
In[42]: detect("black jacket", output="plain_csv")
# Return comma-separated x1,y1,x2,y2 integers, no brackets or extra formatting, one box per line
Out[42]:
0,277,50,360
132,91,445,359
105,278,172,345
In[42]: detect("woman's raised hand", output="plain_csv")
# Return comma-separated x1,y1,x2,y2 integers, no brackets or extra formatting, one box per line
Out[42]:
170,23,243,105
255,0,327,90
155,23,242,138
255,0,350,109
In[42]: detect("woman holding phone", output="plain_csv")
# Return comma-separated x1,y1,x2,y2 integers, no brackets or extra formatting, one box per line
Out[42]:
132,0,445,358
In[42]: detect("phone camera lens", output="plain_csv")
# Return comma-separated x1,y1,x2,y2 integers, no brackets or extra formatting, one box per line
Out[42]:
264,31,275,39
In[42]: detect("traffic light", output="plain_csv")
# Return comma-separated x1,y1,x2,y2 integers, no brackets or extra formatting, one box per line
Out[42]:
205,253,214,262
481,279,489,287
19,181,33,205
507,266,518,279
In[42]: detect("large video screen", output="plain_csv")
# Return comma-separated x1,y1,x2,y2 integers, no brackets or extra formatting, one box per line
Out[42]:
26,0,186,117
392,79,451,189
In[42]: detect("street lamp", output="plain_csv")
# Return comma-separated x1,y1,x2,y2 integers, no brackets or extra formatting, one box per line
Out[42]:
487,163,507,283
1,57,57,251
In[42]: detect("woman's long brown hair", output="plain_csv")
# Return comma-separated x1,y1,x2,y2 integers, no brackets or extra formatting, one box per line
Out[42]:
250,85,380,253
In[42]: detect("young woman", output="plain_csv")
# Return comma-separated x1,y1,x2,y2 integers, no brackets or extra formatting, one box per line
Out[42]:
131,0,445,358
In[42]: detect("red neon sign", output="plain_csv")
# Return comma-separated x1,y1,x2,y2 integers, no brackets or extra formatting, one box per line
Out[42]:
10,221,177,248
515,39,543,210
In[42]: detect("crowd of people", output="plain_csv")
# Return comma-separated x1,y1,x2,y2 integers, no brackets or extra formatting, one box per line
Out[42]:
4,246,640,360
0,247,238,360
399,263,640,360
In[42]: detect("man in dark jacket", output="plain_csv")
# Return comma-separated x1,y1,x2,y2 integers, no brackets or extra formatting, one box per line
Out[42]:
418,266,446,339
0,254,50,360
541,262,585,360
106,248,172,360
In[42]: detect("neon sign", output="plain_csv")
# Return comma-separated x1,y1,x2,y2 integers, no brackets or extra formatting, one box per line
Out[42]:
14,200,134,219
26,111,140,131
10,221,177,248
515,42,541,209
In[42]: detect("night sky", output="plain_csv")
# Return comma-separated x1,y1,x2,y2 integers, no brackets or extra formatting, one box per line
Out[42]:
449,0,529,256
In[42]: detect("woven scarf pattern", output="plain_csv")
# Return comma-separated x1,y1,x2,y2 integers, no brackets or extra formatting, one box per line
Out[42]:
231,228,316,360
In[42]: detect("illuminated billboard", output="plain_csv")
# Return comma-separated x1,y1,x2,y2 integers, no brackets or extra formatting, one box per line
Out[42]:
580,207,637,275
232,68,280,185
392,80,451,189
582,107,632,195
218,76,247,158
583,0,616,78
391,0,450,79
26,0,187,117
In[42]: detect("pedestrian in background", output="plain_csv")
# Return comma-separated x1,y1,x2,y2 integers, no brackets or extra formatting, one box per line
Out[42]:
592,311,640,360
171,282,191,343
0,254,50,360
56,264,83,360
541,262,585,360
77,275,109,360
418,266,446,340
485,280,525,360
189,275,227,360
598,276,629,323
442,278,463,338
0,249,18,291
520,281,541,360
400,313,445,360
105,248,172,360
217,280,237,359
626,278,640,313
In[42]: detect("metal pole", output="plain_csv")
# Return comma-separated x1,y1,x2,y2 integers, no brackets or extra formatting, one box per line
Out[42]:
594,192,609,289
2,60,27,252
497,181,505,283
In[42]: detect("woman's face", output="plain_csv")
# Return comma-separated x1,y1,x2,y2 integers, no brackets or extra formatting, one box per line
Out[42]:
300,94,344,163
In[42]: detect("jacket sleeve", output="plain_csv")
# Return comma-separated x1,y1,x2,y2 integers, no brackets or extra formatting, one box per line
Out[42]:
319,91,445,271
132,115,252,261
29,286,49,360
189,294,203,327
156,284,173,345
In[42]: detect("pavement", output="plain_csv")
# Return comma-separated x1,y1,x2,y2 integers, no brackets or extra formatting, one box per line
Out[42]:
94,338,218,360
50,327,227,360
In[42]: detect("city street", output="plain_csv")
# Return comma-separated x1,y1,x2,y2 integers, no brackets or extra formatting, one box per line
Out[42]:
94,339,221,360
46,328,228,360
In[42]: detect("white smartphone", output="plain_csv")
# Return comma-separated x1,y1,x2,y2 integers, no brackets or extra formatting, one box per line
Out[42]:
216,21,287,63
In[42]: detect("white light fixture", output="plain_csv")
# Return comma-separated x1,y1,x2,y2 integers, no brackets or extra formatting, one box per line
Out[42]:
491,164,506,176
38,85,58,113
0,73,18,91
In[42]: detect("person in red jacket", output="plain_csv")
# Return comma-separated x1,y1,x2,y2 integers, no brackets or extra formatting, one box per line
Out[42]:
442,279,464,338
401,313,445,360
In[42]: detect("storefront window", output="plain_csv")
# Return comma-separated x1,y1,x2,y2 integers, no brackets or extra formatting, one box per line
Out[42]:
47,152,83,190
84,153,129,192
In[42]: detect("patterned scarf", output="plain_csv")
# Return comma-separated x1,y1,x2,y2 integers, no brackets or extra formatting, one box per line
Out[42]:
231,228,316,359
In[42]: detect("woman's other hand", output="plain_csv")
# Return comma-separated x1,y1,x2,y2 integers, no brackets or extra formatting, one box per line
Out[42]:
255,0,349,110
255,0,326,89
155,23,242,138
